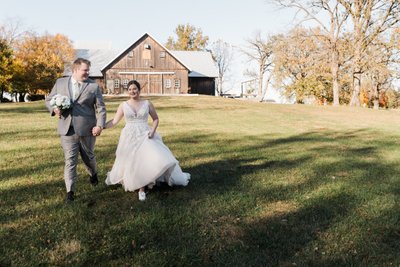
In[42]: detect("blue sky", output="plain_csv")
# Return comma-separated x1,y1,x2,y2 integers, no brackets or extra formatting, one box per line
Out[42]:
0,0,296,98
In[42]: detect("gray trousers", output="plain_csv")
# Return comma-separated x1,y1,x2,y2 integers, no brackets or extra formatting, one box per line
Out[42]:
60,127,97,192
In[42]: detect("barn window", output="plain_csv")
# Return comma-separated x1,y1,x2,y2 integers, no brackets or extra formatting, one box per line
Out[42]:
160,51,166,58
165,79,171,88
144,44,151,49
114,79,120,89
123,79,129,88
174,79,181,89
128,51,134,58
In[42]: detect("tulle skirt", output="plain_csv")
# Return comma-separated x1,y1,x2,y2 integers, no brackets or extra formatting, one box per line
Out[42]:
106,130,190,191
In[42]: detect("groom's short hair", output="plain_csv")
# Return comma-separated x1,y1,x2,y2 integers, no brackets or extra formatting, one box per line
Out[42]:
72,58,91,70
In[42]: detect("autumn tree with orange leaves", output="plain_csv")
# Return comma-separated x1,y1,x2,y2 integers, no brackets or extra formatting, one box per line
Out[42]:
12,33,74,101
166,24,209,51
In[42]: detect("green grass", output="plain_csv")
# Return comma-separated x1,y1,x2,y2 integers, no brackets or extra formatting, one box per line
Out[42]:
1,96,399,266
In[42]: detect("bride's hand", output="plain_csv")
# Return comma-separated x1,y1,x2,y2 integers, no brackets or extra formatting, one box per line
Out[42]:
148,131,155,139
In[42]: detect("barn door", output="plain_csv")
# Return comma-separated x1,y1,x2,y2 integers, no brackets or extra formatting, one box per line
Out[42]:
149,74,162,94
135,74,148,93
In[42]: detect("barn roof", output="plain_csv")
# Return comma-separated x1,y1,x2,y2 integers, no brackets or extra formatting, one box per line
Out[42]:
173,51,218,78
63,49,118,77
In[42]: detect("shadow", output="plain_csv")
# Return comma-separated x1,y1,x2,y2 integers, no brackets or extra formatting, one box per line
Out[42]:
0,127,56,139
0,101,49,114
208,192,356,266
0,157,64,183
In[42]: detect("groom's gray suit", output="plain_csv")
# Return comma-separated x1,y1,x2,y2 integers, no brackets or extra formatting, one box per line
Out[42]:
46,76,106,192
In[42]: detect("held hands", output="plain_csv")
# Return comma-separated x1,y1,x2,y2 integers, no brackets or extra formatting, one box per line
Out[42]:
92,126,103,137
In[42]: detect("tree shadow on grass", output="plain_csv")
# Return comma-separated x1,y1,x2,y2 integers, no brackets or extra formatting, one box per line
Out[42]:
0,102,49,114
208,192,357,266
159,129,400,266
0,154,63,183
0,127,56,139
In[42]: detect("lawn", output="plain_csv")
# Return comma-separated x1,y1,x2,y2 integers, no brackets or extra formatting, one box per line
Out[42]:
0,96,399,266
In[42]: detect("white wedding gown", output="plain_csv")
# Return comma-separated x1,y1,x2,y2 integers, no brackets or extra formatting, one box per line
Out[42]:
105,100,190,191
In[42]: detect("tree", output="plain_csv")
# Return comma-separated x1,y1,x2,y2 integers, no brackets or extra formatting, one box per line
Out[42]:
242,32,274,100
166,24,209,51
272,27,331,104
12,33,75,101
0,18,27,101
0,38,14,101
210,39,234,95
385,88,400,108
0,18,27,48
363,33,400,109
337,0,400,106
275,0,349,106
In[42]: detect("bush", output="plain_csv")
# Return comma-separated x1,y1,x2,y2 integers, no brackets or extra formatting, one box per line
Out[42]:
0,98,12,103
27,94,45,101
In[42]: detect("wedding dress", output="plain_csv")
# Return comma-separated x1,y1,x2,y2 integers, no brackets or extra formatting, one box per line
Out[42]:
105,100,190,191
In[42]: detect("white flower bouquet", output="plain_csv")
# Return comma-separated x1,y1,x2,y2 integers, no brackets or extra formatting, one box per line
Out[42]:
50,94,71,110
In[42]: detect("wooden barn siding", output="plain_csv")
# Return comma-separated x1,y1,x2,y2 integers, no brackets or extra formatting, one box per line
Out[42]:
104,35,189,94
189,78,216,95
92,78,105,93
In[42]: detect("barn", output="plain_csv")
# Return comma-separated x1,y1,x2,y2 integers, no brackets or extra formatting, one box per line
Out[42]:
102,33,218,95
71,33,218,95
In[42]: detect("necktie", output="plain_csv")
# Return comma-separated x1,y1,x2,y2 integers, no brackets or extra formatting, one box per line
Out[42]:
73,82,81,101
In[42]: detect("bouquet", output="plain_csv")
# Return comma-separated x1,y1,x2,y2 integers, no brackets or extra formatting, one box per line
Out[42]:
50,94,71,110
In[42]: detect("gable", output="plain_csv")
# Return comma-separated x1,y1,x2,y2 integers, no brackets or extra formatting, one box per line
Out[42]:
101,33,190,73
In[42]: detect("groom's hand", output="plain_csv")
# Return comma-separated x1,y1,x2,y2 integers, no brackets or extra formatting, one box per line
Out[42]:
92,126,102,136
54,108,61,118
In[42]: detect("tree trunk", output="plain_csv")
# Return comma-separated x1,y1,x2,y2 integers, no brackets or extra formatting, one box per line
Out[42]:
350,72,361,106
350,32,362,106
18,93,26,102
216,77,222,96
372,83,380,110
260,73,272,102
332,79,340,106
331,50,340,106
0,86,4,102
258,69,263,97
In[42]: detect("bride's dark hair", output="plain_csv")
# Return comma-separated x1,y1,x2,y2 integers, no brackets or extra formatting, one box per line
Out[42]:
127,80,141,91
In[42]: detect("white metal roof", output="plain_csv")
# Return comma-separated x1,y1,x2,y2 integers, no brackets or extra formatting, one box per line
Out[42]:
64,49,118,77
172,51,219,78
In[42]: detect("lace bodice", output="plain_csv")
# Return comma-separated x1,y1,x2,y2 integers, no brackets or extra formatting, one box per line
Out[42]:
122,100,150,134
123,100,149,123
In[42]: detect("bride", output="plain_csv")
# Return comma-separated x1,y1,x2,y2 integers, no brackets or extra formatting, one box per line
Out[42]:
104,80,190,201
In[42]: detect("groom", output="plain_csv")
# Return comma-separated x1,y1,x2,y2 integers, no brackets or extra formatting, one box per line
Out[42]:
45,58,106,203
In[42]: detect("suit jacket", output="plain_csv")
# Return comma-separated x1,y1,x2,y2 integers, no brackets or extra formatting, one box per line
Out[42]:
45,77,106,136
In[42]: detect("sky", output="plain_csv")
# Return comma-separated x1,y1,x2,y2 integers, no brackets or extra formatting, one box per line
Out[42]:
0,0,297,100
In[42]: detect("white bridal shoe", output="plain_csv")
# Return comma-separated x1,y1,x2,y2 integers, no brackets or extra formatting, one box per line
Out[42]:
138,191,146,201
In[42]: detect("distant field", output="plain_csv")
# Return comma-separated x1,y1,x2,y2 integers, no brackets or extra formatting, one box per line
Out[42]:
1,96,399,266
